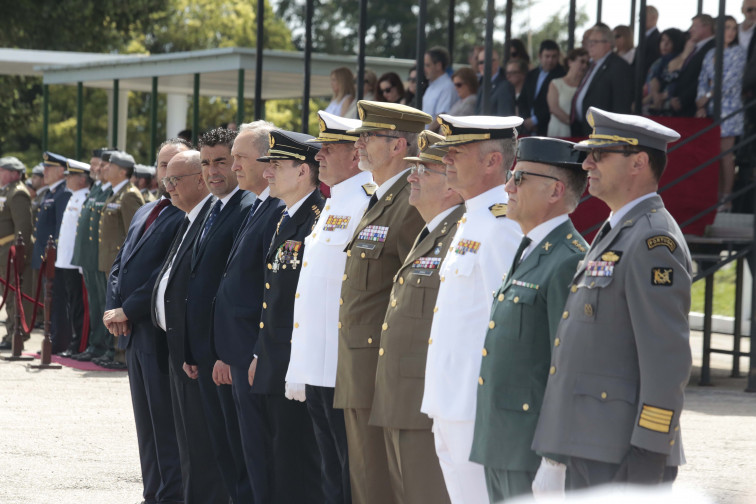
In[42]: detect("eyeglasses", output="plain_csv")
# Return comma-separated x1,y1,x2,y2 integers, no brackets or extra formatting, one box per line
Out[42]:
453,81,464,88
588,148,640,162
359,131,398,142
161,172,201,188
409,163,446,176
506,169,560,186
380,85,394,94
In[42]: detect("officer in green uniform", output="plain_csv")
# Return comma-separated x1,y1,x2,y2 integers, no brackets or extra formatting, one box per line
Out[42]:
94,151,144,368
470,137,588,502
71,149,115,361
0,157,33,350
133,164,157,203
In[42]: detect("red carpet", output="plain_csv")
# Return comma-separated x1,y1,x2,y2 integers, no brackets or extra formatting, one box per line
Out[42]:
23,352,127,372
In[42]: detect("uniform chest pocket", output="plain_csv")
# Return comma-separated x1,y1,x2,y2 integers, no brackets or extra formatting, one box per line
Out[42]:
445,250,476,279
319,227,352,246
500,286,538,340
403,270,441,318
574,275,614,321
348,239,386,291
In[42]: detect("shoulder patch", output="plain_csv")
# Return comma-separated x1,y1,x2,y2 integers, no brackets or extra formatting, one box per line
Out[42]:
651,267,674,286
362,183,377,196
488,203,507,218
647,235,677,253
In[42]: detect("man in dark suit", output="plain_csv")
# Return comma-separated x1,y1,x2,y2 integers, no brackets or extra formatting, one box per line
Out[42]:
475,50,516,116
522,40,565,136
103,139,189,504
642,6,661,77
151,150,227,504
249,129,326,503
571,24,634,136
213,120,283,503
669,14,715,117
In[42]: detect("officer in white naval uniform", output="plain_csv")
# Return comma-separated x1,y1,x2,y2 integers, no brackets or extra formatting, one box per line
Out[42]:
421,115,523,504
285,110,375,504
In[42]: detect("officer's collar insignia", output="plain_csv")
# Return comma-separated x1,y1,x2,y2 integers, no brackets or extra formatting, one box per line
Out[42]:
542,241,552,251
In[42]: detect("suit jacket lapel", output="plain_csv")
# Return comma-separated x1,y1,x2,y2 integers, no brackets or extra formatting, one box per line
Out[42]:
268,191,319,259
193,191,243,269
128,203,179,264
229,196,278,260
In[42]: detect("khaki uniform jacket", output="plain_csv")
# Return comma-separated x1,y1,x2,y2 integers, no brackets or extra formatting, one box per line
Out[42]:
470,219,586,471
0,180,32,260
370,204,465,430
532,195,692,466
98,182,144,272
334,174,425,410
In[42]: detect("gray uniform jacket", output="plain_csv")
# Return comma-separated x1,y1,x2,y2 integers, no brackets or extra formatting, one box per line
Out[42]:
532,195,692,466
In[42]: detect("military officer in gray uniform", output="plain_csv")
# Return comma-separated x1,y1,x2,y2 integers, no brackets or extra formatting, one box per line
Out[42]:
0,157,33,350
469,137,588,502
532,107,692,490
370,130,463,504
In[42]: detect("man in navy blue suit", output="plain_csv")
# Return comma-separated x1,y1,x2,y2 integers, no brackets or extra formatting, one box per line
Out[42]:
103,138,189,504
182,128,255,503
248,129,326,503
213,120,282,502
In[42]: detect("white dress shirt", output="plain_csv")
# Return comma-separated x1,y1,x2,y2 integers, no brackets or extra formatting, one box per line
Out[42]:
55,187,89,270
422,72,459,123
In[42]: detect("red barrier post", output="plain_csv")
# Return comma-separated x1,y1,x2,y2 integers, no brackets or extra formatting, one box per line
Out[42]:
31,236,60,370
3,233,32,362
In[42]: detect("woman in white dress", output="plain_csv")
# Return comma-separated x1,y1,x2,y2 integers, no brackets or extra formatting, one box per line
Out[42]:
325,67,355,118
546,48,589,137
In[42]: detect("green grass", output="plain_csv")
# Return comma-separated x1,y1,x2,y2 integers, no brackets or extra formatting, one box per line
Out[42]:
691,261,737,316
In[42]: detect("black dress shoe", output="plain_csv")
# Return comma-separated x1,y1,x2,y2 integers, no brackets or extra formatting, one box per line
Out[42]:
93,356,111,366
72,351,96,362
102,360,127,370
0,341,12,351
57,350,73,358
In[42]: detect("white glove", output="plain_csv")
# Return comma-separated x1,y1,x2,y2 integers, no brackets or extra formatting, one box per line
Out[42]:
285,382,306,402
532,457,566,500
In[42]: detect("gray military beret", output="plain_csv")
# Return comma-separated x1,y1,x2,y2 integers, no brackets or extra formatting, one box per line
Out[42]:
575,107,681,152
0,156,27,173
134,164,156,177
32,163,45,176
110,151,136,169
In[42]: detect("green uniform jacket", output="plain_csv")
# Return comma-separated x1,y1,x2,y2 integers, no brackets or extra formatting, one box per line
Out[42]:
0,180,33,258
31,186,49,245
334,174,425,410
98,182,144,272
471,219,587,471
370,204,465,430
72,183,104,270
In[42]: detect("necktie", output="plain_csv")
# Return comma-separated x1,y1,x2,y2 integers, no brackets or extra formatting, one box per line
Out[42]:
366,193,378,212
509,236,532,277
200,199,223,243
141,199,171,237
417,226,430,243
240,198,263,230
165,217,190,270
570,61,596,123
593,221,612,246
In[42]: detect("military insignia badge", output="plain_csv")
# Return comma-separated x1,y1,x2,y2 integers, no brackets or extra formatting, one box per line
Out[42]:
571,239,586,252
651,267,673,286
647,235,677,253
587,110,595,128
601,251,621,263
274,240,302,271
542,241,552,251
318,116,326,134
358,105,366,121
269,134,276,149
488,203,507,218
418,135,428,151
323,215,350,231
440,121,452,136
512,279,539,290
454,238,481,255
358,225,389,242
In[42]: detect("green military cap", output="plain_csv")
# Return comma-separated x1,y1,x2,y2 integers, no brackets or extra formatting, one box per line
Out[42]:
310,110,361,143
0,156,26,173
258,130,321,165
404,131,447,163
435,114,523,147
347,100,432,134
110,151,135,169
65,159,91,175
517,137,586,170
575,107,681,152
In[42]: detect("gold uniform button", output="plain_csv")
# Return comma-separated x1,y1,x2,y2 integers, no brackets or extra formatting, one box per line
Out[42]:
498,293,504,302
566,233,573,239
674,426,679,432
669,440,675,446
338,322,342,329
360,252,366,258
379,348,384,356
416,278,421,284
303,262,308,267
259,322,264,329
601,392,607,399
513,296,519,303
311,233,316,239
571,285,578,293
482,348,487,357
554,338,560,347
382,323,388,331
488,320,495,329
265,283,270,289
433,306,438,313
522,403,529,411
262,302,267,309
343,274,347,281
294,323,299,328
428,338,433,345
339,297,344,305
390,299,396,307
562,311,569,319
347,250,352,257
399,277,404,285
478,376,484,385
295,293,300,299
267,263,272,270
367,337,373,344
325,205,330,210
440,276,445,282
550,366,556,375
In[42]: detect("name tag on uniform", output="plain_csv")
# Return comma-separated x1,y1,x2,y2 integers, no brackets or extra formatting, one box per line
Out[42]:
358,225,388,242
95,202,105,207
454,239,480,255
107,203,121,210
44,199,55,204
585,260,614,277
323,215,350,231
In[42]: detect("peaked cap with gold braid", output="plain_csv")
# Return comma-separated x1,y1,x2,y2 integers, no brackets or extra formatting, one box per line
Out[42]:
347,100,432,134
257,130,321,164
404,130,447,164
309,110,361,144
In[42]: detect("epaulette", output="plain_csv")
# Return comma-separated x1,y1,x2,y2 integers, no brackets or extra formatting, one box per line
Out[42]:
563,231,587,253
311,204,321,219
362,183,377,196
488,203,507,218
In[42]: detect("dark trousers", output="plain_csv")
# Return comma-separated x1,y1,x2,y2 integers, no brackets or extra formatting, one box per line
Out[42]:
82,268,110,356
306,385,351,504
484,467,535,503
230,364,270,503
127,344,182,504
168,362,229,504
50,267,84,354
258,391,323,503
196,364,253,504
568,456,678,489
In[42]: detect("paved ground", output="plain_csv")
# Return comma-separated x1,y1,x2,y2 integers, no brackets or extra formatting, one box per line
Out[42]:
1,328,755,504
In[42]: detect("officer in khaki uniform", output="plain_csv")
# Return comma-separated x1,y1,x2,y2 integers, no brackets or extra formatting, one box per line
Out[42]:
71,149,114,361
470,137,588,502
334,101,429,504
0,157,33,350
370,131,463,504
96,151,144,368
532,107,692,489
134,164,157,203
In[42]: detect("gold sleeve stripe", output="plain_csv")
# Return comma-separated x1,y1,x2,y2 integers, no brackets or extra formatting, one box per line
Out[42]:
638,403,673,433
641,409,673,422
642,404,674,418
0,234,16,246
638,417,671,433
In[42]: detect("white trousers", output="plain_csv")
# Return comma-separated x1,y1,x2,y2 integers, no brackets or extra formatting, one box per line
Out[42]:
432,418,489,504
